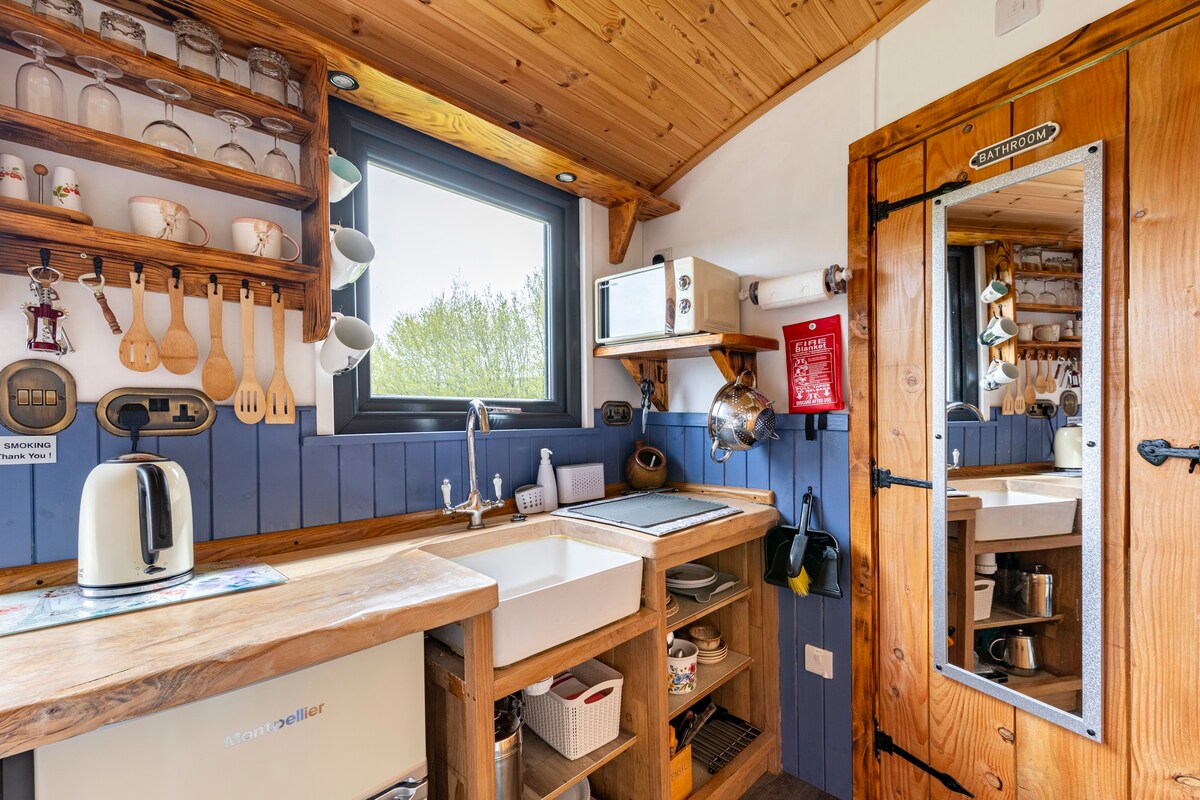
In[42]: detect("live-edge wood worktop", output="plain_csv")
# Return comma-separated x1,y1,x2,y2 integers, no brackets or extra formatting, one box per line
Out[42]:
0,492,778,774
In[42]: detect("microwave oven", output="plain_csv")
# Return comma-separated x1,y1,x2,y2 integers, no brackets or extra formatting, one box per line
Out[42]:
595,257,740,344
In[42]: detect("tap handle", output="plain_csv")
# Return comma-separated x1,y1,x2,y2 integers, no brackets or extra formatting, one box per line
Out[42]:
441,479,452,508
950,449,961,469
493,473,503,501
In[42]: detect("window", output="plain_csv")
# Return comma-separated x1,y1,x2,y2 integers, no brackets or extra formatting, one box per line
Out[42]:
329,99,581,433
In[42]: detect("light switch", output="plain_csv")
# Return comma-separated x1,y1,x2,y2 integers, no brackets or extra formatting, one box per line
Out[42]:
805,644,834,680
995,0,1039,36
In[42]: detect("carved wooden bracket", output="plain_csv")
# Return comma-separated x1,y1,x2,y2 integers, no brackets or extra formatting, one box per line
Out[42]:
619,357,668,412
608,199,642,264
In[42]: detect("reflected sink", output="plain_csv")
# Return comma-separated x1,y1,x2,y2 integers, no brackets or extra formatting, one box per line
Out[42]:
952,477,1079,541
427,535,643,668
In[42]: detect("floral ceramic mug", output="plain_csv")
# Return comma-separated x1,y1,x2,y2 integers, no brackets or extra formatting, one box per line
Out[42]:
667,640,698,695
51,167,82,212
0,154,29,201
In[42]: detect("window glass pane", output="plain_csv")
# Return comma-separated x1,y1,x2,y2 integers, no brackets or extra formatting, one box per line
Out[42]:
366,162,549,400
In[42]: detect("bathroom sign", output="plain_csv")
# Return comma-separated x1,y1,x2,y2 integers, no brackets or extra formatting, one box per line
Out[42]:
0,436,57,464
970,122,1060,168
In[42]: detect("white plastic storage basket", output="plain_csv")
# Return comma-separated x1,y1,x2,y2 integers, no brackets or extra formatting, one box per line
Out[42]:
555,463,606,504
523,659,623,760
973,578,995,621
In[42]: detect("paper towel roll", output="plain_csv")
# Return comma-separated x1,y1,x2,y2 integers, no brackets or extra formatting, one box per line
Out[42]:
742,265,849,310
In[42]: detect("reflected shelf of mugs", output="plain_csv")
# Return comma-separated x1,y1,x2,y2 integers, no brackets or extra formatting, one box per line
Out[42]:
0,207,315,311
1015,302,1084,314
0,2,313,141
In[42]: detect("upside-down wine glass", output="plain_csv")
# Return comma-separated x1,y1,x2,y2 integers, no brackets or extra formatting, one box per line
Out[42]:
259,117,297,182
142,78,197,156
76,56,124,135
13,31,67,120
213,109,256,172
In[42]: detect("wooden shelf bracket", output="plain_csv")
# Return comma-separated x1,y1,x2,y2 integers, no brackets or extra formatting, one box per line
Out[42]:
609,199,643,265
619,357,669,412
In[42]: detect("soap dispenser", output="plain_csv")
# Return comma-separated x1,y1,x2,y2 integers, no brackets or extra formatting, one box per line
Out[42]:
537,448,559,511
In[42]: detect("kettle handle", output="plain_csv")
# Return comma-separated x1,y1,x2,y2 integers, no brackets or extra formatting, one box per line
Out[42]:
987,637,1007,662
136,464,174,566
710,438,734,464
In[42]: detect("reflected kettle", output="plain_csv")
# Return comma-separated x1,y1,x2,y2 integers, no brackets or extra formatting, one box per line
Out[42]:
77,453,194,598
988,629,1039,674
1054,423,1084,470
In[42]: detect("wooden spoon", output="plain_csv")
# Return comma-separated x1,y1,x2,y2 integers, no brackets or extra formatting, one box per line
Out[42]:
161,272,198,375
118,268,160,372
201,281,236,400
1023,354,1037,405
265,291,295,424
234,288,266,424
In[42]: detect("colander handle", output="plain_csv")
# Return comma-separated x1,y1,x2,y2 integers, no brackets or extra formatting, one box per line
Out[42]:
710,438,734,464
735,369,755,388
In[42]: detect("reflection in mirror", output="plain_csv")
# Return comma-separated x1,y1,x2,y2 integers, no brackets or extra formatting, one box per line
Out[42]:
932,142,1103,740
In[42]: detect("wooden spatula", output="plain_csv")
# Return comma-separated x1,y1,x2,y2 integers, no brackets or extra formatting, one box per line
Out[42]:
118,267,160,372
1023,354,1037,405
161,271,198,375
1002,382,1015,415
265,291,295,424
201,281,236,400
234,288,266,424
1015,359,1028,415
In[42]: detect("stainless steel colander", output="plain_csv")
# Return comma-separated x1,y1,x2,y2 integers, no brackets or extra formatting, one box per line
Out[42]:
707,369,778,463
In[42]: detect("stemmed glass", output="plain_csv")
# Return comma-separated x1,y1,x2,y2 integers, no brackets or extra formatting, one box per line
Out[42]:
213,110,256,172
1036,280,1059,305
13,31,67,120
260,117,296,182
76,56,124,135
142,78,196,156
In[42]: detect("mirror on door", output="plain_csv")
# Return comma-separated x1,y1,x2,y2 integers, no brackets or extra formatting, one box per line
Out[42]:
931,141,1104,740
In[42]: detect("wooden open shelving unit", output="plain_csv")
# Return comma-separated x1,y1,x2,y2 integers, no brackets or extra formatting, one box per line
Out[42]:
594,333,779,412
668,651,753,716
522,728,637,800
0,1,333,341
669,581,751,634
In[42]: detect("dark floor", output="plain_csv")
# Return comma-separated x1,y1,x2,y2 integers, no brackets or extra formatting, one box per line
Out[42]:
741,772,838,799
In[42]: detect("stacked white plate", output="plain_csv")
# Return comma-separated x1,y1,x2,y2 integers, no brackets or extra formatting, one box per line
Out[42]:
666,563,717,591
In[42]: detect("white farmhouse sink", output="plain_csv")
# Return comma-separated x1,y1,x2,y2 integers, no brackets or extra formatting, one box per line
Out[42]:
428,535,643,668
952,477,1079,541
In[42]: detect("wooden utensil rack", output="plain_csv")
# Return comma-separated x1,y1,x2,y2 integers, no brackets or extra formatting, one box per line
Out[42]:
593,334,779,412
0,1,332,340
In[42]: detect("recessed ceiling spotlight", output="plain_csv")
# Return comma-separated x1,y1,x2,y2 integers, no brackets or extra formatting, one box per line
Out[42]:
327,71,360,91
555,172,577,183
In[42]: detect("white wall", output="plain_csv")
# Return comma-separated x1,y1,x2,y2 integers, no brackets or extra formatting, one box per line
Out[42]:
640,0,1133,413
0,0,311,405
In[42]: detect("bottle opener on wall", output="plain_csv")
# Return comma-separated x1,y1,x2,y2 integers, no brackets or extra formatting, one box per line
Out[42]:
23,249,72,356
78,256,122,335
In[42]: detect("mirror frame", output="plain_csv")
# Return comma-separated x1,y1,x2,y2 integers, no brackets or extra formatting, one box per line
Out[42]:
930,141,1105,740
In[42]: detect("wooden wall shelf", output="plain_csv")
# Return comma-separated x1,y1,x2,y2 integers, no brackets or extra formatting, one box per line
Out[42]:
594,334,779,412
0,105,317,210
0,208,314,310
0,2,313,143
523,728,637,800
1015,270,1083,280
1016,303,1083,314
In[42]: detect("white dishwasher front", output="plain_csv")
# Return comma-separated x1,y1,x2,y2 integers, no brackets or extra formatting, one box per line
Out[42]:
35,634,427,800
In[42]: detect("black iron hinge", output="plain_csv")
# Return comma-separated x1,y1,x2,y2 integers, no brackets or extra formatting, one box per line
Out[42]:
871,460,933,495
875,725,974,797
869,179,970,231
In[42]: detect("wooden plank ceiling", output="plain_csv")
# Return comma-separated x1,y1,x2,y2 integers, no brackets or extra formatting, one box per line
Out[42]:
105,0,925,259
253,0,915,194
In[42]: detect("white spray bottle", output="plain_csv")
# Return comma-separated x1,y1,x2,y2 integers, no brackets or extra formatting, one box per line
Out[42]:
537,448,559,511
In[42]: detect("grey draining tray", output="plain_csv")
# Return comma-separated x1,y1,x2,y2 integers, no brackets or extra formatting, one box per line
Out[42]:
551,492,741,536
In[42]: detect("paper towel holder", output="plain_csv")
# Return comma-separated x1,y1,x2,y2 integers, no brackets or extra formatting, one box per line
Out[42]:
740,264,852,308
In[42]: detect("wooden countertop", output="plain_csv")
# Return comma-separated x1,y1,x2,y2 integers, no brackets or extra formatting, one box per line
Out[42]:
0,491,777,758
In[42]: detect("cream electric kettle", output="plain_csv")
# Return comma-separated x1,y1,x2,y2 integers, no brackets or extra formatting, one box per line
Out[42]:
77,453,194,597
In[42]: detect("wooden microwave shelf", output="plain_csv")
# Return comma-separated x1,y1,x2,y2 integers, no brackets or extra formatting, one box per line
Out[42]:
0,105,317,210
0,2,313,143
0,208,316,310
594,333,779,361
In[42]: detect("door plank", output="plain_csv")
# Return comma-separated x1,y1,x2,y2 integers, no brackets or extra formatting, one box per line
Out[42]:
873,142,931,799
1010,53,1129,800
1127,20,1200,799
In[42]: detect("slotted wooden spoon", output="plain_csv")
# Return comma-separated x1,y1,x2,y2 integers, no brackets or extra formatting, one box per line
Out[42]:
118,268,160,372
1015,358,1028,415
265,290,295,424
234,287,266,424
161,271,198,375
201,281,236,400
1002,381,1015,415
1023,354,1037,405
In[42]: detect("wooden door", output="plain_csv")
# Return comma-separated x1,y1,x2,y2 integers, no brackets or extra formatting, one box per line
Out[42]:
866,54,1130,800
1128,16,1200,798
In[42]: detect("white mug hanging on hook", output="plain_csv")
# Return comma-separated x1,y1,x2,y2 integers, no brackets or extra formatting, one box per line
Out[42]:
328,148,362,203
978,315,1017,347
329,223,376,289
320,313,375,375
981,359,1019,391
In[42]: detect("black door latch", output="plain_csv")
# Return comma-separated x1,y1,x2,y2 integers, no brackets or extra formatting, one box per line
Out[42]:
875,727,974,797
872,461,934,494
1137,439,1200,473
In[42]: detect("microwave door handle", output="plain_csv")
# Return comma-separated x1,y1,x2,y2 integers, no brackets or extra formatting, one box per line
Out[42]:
663,260,675,335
